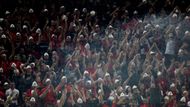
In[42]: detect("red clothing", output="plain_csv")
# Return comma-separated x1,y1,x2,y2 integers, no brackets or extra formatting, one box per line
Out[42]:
40,86,57,105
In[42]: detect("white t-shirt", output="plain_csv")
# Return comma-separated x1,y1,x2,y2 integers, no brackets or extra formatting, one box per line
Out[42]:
165,39,175,55
5,88,19,105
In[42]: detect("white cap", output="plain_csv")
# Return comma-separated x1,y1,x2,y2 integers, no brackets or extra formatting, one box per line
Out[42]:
167,91,173,96
5,10,10,15
133,10,138,14
90,10,96,16
10,24,15,28
77,98,83,104
74,8,78,12
155,24,160,28
23,25,27,29
87,80,92,85
16,32,21,36
150,51,155,55
172,13,177,18
32,81,38,87
44,52,49,56
11,63,16,68
0,68,3,73
138,20,142,23
185,31,189,35
45,78,51,83
114,79,120,84
185,16,189,20
60,6,65,9
43,9,48,12
36,28,41,34
84,70,89,75
132,85,137,89
61,76,67,80
0,18,4,22
26,65,31,69
29,36,33,40
170,83,175,88
1,34,6,39
108,96,114,101
108,34,114,38
29,8,34,13
108,25,113,28
30,97,36,102
143,73,149,78
97,78,103,82
164,96,169,100
143,30,147,34
120,92,126,98
125,85,130,90
82,8,87,12
157,71,162,76
105,72,110,77
98,89,102,94
30,62,35,67
4,82,9,86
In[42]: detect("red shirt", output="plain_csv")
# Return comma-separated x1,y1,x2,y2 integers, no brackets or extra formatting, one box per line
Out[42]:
40,86,57,105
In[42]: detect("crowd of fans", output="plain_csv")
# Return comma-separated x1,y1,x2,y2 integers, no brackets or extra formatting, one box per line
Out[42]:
0,0,190,107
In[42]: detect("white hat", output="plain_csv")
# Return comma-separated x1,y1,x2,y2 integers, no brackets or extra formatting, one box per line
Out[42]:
5,11,10,15
90,10,96,16
97,78,103,82
138,20,142,23
29,36,33,40
172,13,177,18
98,89,102,94
114,79,120,84
0,18,4,22
84,70,89,75
185,31,189,35
1,34,6,39
77,98,83,104
120,92,126,98
4,82,8,86
11,63,16,68
43,9,48,12
132,85,137,89
61,76,67,80
23,25,27,29
143,73,149,78
60,6,65,9
108,25,113,28
108,96,114,101
170,83,175,88
0,68,3,73
30,97,36,102
150,51,155,55
133,10,138,14
32,81,38,87
167,91,173,96
74,8,78,12
36,28,41,34
105,72,110,77
157,71,162,76
10,24,15,28
185,16,189,20
155,24,160,28
45,78,51,83
44,52,49,56
82,8,87,12
26,65,31,69
87,80,92,85
16,32,21,36
125,85,130,90
29,8,34,13
108,34,114,38
143,30,147,34
30,62,35,67
164,96,169,100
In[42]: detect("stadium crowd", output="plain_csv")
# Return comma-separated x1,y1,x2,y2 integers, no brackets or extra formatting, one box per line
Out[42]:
0,0,190,107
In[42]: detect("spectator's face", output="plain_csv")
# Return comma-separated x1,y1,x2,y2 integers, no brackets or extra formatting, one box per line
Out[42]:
10,83,15,89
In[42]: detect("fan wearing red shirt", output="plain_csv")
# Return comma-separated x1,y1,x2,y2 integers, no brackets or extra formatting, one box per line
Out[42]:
40,78,57,107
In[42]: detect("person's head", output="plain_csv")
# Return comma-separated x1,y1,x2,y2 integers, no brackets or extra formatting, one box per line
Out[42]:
32,81,38,88
26,65,32,74
84,70,90,78
43,52,49,60
61,76,67,84
10,82,15,89
45,78,51,86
